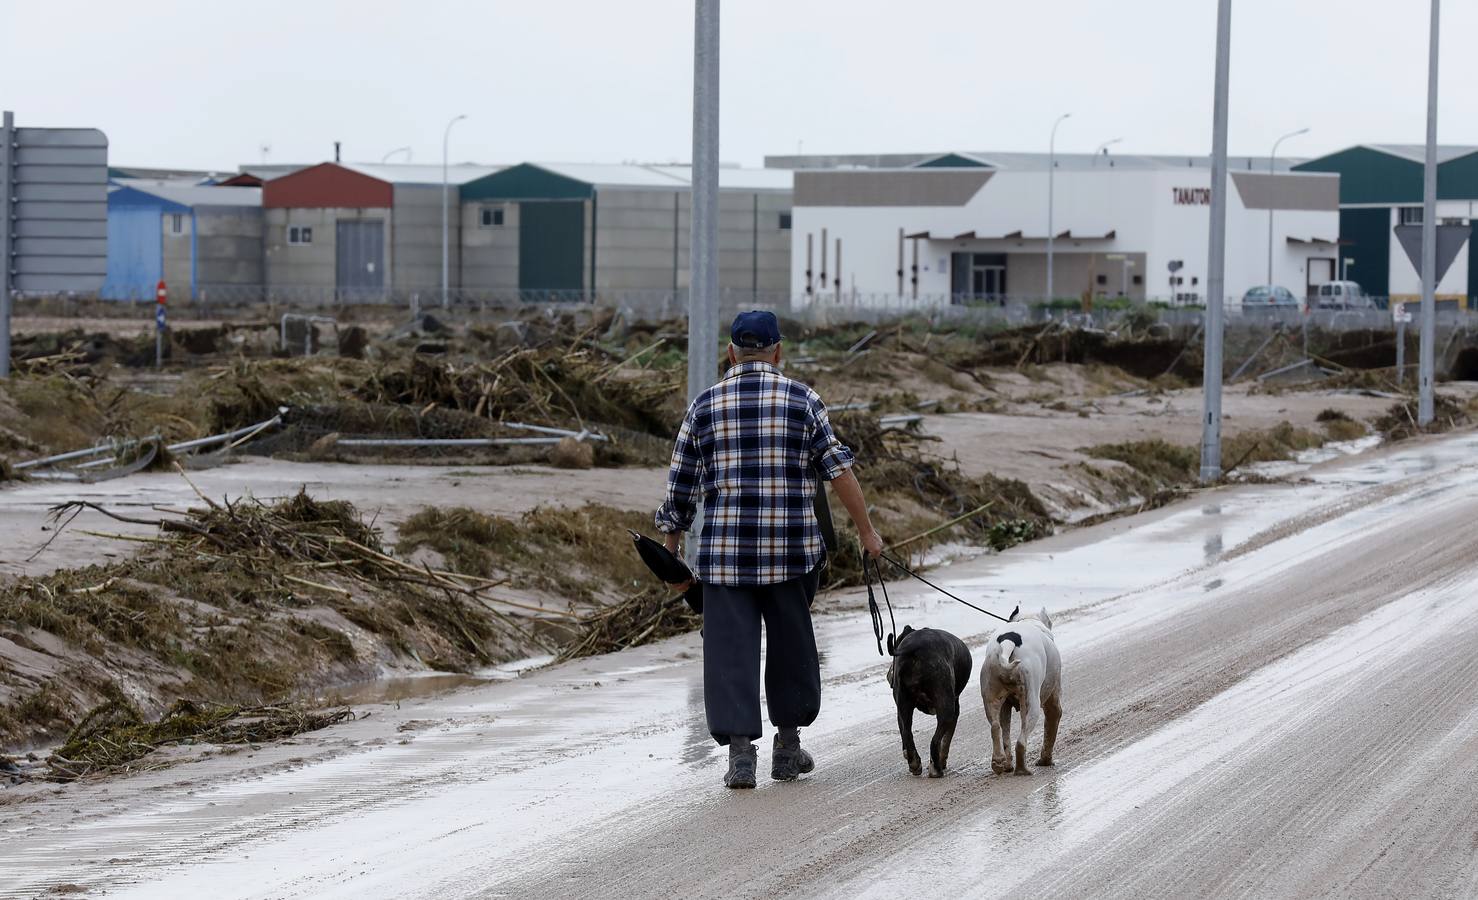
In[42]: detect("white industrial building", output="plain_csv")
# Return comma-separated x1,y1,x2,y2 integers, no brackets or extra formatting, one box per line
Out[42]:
782,152,1340,309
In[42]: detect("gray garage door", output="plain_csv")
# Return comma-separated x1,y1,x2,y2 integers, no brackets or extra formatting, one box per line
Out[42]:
336,219,385,300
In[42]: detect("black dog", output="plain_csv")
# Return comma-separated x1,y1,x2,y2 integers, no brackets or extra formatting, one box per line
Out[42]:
886,625,973,777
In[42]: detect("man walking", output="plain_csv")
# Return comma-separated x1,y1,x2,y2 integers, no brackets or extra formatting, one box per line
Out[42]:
656,310,884,789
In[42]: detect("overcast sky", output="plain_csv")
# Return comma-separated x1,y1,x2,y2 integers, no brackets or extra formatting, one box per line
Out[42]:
6,0,1476,172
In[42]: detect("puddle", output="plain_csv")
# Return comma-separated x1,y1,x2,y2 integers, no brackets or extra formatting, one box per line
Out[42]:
300,655,555,707
311,673,492,706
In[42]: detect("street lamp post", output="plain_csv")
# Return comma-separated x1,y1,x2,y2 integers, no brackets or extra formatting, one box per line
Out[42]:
1092,137,1122,166
1046,113,1071,304
1266,127,1309,286
1200,0,1232,484
1418,0,1440,427
441,114,467,309
382,146,411,163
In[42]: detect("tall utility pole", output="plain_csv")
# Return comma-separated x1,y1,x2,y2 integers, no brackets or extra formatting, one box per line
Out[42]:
0,111,13,379
1200,0,1232,483
1045,113,1070,303
441,114,467,310
1266,127,1309,286
688,0,720,408
1418,0,1440,426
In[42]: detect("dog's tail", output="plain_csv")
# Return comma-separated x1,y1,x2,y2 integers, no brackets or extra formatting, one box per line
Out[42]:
995,631,1023,670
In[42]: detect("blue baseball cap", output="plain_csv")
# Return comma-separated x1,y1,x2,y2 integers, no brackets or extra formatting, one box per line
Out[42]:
730,310,782,349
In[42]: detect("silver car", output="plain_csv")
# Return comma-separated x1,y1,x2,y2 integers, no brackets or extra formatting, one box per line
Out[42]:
1241,285,1300,314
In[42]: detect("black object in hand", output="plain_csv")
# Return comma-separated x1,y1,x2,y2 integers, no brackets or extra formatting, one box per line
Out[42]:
628,530,703,615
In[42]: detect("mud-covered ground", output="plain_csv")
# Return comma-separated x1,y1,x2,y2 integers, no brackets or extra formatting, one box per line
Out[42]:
3,429,1477,898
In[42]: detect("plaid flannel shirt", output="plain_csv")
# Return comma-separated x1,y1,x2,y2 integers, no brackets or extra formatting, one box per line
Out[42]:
655,361,855,586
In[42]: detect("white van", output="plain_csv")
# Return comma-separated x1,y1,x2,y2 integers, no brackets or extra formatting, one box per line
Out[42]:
1314,281,1376,311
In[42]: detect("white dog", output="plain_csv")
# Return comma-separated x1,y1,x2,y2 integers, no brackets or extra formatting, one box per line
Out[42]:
981,609,1062,775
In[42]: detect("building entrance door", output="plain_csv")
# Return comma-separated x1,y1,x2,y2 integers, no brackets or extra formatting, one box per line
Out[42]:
1306,257,1335,300
336,219,385,302
951,252,1008,303
973,263,1006,298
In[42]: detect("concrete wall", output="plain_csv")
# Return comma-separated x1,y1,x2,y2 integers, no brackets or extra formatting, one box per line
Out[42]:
460,200,520,291
392,185,457,292
196,207,263,292
594,189,686,293
593,187,792,298
265,207,390,290
160,210,193,299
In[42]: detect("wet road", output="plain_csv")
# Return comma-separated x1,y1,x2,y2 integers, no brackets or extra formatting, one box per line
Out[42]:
5,434,1478,899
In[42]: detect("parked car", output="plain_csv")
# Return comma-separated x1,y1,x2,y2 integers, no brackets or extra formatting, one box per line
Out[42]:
1314,281,1378,311
1241,285,1301,314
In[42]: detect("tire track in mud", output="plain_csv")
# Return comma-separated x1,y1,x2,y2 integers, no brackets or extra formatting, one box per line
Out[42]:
493,470,1478,900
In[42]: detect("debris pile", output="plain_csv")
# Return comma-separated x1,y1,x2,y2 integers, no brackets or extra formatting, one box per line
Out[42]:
0,486,533,750
395,504,699,661
1374,394,1472,441
48,694,353,781
823,412,1054,587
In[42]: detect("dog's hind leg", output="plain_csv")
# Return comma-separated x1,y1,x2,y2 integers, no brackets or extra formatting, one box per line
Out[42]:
999,698,1016,773
984,689,1009,774
928,692,958,778
897,691,922,776
1015,691,1040,776
1037,692,1062,767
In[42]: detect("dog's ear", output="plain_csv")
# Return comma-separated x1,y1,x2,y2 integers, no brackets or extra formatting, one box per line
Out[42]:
1036,608,1053,630
1007,605,1020,622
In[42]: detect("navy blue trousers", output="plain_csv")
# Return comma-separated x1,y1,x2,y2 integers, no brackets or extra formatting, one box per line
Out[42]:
702,567,822,745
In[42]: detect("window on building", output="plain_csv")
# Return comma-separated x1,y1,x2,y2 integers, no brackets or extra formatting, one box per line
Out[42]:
1132,274,1143,286
778,213,793,230
169,214,184,234
1441,217,1465,226
288,226,313,245
1400,207,1423,225
1191,276,1199,286
480,207,504,227
1095,274,1107,286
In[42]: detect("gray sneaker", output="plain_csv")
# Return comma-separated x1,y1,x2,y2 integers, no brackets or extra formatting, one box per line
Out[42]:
725,744,757,789
771,733,815,781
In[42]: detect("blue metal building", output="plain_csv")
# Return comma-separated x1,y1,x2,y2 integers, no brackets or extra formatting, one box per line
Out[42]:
103,181,263,301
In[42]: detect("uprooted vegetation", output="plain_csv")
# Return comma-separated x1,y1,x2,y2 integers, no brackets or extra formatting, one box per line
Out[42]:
48,693,353,781
823,412,1054,585
1,339,686,472
1372,393,1474,441
395,504,699,663
1080,421,1337,504
0,489,536,753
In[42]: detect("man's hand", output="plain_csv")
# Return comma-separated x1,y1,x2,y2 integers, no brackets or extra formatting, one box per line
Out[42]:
663,533,682,555
667,578,695,594
860,528,884,559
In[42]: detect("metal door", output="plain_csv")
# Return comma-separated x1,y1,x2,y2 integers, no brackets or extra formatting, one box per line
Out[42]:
336,219,385,301
518,201,584,297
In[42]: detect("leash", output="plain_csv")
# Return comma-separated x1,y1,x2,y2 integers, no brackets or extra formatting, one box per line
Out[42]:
864,556,898,657
878,550,1018,624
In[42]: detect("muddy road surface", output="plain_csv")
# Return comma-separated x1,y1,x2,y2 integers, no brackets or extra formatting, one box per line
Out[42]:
5,434,1478,899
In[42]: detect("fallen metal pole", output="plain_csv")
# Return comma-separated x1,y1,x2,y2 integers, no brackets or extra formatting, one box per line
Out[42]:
334,437,570,448
167,411,287,454
14,441,117,471
501,422,609,441
16,411,287,472
1228,329,1282,382
1255,358,1316,382
879,414,924,426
